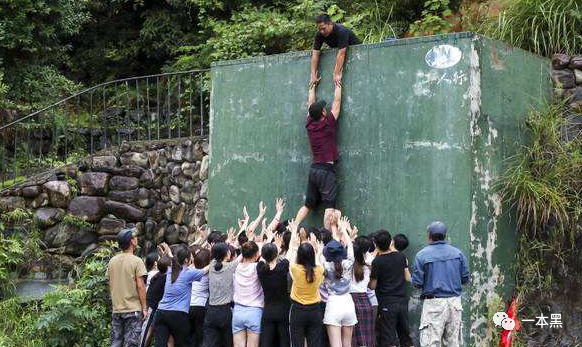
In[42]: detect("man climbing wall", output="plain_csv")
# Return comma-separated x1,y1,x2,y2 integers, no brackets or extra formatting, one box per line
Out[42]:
310,14,360,87
294,75,342,229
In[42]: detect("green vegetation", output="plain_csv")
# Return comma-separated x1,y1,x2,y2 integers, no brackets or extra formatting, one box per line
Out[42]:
500,102,582,342
0,247,113,347
409,0,454,36
483,0,582,58
0,204,112,346
0,176,25,190
1,0,580,114
0,0,430,113
0,208,42,297
60,215,92,230
1,0,581,345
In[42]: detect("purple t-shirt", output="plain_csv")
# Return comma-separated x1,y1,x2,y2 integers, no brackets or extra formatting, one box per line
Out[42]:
306,113,339,163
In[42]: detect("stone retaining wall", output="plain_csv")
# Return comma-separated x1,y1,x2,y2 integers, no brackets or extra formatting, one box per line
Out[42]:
552,53,582,111
0,137,209,262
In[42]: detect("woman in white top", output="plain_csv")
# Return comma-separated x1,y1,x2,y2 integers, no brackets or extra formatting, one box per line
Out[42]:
350,236,375,347
322,217,357,347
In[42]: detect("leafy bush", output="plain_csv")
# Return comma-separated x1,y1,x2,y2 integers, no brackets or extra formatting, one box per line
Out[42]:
409,0,454,36
483,0,582,57
0,247,113,347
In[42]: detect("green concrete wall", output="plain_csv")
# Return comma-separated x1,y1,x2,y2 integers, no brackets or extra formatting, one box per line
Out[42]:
208,33,550,346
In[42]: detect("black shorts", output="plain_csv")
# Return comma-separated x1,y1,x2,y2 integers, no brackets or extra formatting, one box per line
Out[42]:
377,301,413,347
304,163,338,209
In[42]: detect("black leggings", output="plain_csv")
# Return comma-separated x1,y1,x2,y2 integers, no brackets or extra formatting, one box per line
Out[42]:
289,301,322,347
154,310,190,347
260,303,290,347
189,306,206,347
202,304,233,347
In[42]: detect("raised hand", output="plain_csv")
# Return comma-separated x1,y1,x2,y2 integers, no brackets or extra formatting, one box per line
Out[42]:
227,227,236,244
338,216,350,233
309,73,321,88
238,206,250,235
157,242,173,258
287,218,299,234
275,198,286,214
274,233,283,250
308,233,318,251
258,201,267,216
350,225,359,240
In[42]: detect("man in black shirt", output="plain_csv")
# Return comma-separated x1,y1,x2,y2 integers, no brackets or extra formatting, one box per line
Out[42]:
311,14,360,87
369,230,413,347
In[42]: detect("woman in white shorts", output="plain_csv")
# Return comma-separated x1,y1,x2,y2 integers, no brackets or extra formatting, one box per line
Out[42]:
322,218,357,347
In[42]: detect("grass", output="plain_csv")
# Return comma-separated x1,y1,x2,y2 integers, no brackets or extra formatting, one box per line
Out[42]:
500,100,582,344
483,0,582,57
500,102,582,243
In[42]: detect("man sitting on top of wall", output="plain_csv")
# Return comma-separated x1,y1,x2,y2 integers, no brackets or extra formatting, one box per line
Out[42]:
310,14,360,88
294,72,342,230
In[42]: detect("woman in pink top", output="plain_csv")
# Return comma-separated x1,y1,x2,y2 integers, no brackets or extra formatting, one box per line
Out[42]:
232,241,264,347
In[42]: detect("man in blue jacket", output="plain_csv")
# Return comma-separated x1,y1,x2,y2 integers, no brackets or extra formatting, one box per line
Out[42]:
412,221,470,347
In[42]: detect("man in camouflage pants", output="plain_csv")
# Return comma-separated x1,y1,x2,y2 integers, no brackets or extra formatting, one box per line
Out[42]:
107,228,148,347
411,222,470,347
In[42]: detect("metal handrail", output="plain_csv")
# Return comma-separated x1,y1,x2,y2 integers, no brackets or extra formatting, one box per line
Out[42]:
0,69,209,131
0,69,211,189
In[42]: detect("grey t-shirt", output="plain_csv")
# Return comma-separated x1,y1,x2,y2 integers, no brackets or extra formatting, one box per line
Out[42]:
208,259,238,306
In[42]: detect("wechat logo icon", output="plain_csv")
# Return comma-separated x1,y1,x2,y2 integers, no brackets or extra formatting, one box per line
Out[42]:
493,312,515,331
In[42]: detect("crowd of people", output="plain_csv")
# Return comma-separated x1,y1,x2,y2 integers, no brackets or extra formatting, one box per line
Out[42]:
107,199,469,347
107,13,470,347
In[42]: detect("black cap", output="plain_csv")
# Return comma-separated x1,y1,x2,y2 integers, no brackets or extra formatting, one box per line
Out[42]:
118,227,137,250
309,100,327,120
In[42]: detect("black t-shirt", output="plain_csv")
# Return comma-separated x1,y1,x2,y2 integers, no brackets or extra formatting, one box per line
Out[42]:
313,23,360,50
370,252,408,304
257,259,290,306
146,272,166,310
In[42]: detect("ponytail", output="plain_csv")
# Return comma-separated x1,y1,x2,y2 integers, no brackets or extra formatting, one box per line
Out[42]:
353,236,372,283
305,263,315,283
171,256,181,283
296,243,316,283
334,261,343,278
211,242,229,272
170,244,191,283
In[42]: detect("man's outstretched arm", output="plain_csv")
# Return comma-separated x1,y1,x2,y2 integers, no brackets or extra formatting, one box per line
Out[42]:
331,81,342,119
308,75,320,107
310,50,321,85
333,48,347,87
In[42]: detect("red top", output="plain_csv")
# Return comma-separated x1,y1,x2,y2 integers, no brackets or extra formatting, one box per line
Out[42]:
306,112,339,163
